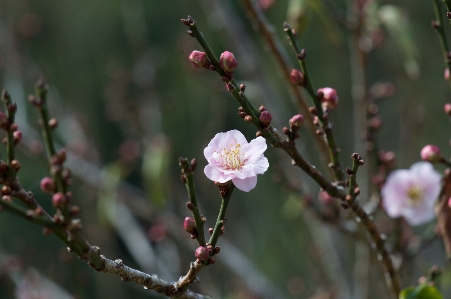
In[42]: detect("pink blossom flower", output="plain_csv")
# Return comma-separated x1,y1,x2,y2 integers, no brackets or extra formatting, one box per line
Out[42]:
204,130,269,192
381,162,441,226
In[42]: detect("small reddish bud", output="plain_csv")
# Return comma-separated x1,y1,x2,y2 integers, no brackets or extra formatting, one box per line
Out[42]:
184,217,197,234
213,246,221,255
2,195,11,202
10,160,20,171
318,190,333,204
48,118,58,129
40,177,55,192
208,228,214,235
195,246,210,260
256,131,263,137
290,69,305,86
240,84,246,91
0,112,8,129
13,131,22,145
189,51,207,68
259,111,272,126
259,105,266,112
208,258,215,264
186,202,194,210
52,192,66,208
219,51,237,72
289,114,304,132
70,206,80,216
445,68,450,81
282,127,290,135
1,185,11,195
244,115,252,123
444,103,451,115
420,145,443,163
318,87,339,110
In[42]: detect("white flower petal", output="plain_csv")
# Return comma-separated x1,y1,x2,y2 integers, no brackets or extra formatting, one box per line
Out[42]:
232,176,257,192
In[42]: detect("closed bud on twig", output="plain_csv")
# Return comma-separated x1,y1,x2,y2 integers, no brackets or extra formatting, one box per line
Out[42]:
219,51,237,73
318,87,339,110
186,202,194,210
444,103,451,115
240,84,246,92
244,115,252,123
13,131,22,145
289,114,304,132
40,177,55,192
10,160,20,171
70,206,80,216
48,118,58,129
52,192,66,208
420,145,443,163
189,51,208,68
259,105,266,112
195,246,210,260
0,112,9,130
1,185,11,195
290,69,305,86
184,217,197,234
259,111,272,127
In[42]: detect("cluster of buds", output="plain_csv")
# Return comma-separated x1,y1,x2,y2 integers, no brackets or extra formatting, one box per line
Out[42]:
179,157,197,183
195,243,220,264
317,87,338,111
237,104,253,125
283,114,304,140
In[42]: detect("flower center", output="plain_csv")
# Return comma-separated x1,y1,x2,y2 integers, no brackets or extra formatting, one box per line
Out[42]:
406,185,424,205
219,140,245,170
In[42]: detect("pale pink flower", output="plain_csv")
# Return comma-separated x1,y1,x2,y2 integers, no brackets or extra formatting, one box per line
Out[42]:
204,130,269,192
381,162,441,226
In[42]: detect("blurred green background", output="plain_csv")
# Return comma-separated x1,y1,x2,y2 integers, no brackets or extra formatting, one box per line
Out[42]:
0,0,450,298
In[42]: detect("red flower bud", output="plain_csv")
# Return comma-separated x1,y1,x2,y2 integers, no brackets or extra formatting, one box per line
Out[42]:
444,103,451,116
189,51,207,68
420,145,443,163
40,177,55,193
184,217,197,234
52,192,65,208
289,114,304,132
318,87,339,110
195,246,210,260
219,51,237,72
259,111,272,127
290,69,305,86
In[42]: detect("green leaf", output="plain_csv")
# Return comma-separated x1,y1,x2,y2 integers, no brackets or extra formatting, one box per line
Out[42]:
399,284,443,299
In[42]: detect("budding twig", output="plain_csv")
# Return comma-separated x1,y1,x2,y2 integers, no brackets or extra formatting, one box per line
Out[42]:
432,0,451,91
179,158,206,246
283,23,344,182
